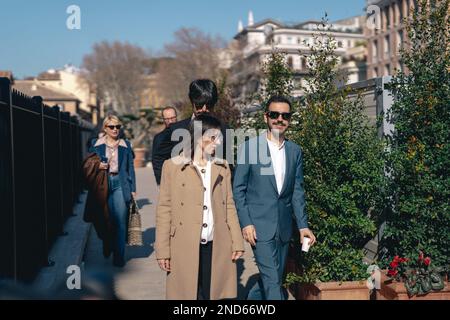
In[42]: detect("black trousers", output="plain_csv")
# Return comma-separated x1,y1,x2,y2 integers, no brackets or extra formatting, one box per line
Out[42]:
197,241,213,300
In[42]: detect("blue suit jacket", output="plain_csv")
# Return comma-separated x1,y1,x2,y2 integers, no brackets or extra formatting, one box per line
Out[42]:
232,134,308,242
89,138,136,204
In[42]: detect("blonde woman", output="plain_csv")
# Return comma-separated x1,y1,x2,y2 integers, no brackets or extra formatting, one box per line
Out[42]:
155,114,244,300
89,115,136,267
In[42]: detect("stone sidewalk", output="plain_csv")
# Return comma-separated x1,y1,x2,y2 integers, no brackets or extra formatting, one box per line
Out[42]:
83,166,260,300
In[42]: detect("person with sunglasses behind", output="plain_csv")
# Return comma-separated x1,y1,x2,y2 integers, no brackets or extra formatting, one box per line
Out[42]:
88,115,136,267
233,95,316,300
151,79,231,186
155,114,244,300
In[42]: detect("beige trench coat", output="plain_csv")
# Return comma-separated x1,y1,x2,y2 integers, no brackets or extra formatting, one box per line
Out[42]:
155,156,245,300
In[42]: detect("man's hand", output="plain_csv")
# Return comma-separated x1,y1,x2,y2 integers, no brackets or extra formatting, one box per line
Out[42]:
157,259,171,272
131,192,137,199
299,228,316,247
242,225,257,246
231,251,244,262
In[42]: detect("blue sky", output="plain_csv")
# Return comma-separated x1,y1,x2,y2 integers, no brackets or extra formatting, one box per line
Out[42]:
0,0,365,79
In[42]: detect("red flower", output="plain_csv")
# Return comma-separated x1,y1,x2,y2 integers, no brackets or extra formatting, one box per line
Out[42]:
387,269,398,277
418,251,424,262
390,261,399,268
423,257,431,266
399,257,409,263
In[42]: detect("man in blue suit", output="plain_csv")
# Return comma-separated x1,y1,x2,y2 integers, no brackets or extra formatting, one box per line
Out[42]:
233,95,316,300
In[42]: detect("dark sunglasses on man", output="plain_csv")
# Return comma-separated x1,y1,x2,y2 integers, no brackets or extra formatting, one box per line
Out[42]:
107,125,122,130
266,111,292,121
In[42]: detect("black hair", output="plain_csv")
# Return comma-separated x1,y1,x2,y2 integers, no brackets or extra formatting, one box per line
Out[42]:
265,95,292,111
187,113,222,159
188,79,218,110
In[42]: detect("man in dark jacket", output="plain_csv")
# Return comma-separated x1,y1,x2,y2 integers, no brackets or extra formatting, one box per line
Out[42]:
152,106,178,185
152,79,231,184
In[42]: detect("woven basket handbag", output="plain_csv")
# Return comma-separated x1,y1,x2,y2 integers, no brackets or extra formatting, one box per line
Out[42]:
127,198,143,246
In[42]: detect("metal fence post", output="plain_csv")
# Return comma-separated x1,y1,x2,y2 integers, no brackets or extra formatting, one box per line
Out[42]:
0,77,17,281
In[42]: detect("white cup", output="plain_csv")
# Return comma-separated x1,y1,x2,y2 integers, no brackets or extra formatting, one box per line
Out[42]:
302,237,311,252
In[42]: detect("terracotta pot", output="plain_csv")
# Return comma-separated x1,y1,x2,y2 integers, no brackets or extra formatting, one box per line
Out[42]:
292,281,370,300
133,148,147,168
376,273,450,300
291,281,370,300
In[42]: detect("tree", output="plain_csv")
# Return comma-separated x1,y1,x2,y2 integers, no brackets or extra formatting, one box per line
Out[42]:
240,50,295,131
157,28,223,109
81,41,154,147
287,19,386,283
157,28,241,126
380,0,450,267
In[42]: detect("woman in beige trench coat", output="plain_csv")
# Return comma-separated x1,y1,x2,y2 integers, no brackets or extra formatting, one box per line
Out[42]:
155,114,245,300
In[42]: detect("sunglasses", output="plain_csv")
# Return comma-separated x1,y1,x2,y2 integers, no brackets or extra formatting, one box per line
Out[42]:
266,111,292,121
106,125,122,130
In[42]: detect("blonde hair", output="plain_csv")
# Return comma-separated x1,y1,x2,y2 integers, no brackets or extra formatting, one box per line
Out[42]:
102,115,122,130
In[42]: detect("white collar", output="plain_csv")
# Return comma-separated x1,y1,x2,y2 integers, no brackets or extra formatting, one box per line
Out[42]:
266,133,285,150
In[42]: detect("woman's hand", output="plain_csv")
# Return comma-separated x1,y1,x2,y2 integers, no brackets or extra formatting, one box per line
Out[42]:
131,192,137,199
157,259,171,272
99,162,109,170
231,251,244,262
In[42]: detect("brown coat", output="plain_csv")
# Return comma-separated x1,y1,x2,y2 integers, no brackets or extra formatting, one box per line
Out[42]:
155,156,245,300
82,153,112,257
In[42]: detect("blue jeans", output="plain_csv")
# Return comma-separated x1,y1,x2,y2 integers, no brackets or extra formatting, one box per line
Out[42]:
107,175,128,266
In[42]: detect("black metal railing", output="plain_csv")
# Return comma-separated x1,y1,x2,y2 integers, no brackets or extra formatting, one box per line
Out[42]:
0,77,93,282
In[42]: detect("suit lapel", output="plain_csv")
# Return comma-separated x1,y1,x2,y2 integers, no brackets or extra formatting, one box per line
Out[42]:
279,141,291,196
259,134,278,194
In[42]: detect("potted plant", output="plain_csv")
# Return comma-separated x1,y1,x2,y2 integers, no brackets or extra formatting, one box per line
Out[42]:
377,252,449,300
120,109,155,168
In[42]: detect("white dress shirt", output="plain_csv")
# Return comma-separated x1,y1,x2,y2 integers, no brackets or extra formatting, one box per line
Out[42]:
267,135,286,195
194,160,214,243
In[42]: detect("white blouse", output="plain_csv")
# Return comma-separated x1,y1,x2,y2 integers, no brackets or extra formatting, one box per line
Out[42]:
194,160,214,244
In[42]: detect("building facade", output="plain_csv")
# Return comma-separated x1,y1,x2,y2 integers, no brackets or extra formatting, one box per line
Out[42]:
366,0,417,78
227,12,367,105
13,80,81,115
37,65,103,124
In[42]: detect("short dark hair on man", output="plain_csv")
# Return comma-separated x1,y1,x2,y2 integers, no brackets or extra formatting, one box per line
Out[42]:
266,95,292,111
161,106,177,118
188,79,218,110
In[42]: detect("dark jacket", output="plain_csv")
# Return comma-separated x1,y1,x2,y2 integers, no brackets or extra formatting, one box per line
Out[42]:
89,137,136,204
151,127,171,185
82,153,112,257
151,117,231,185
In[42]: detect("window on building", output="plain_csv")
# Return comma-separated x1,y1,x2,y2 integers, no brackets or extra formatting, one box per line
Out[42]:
287,36,292,44
397,30,404,49
348,40,352,48
386,7,390,28
399,1,404,22
385,64,390,76
287,56,293,69
384,35,390,55
373,40,378,61
373,67,378,78
298,37,302,44
338,41,343,48
301,57,307,70
399,60,404,73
